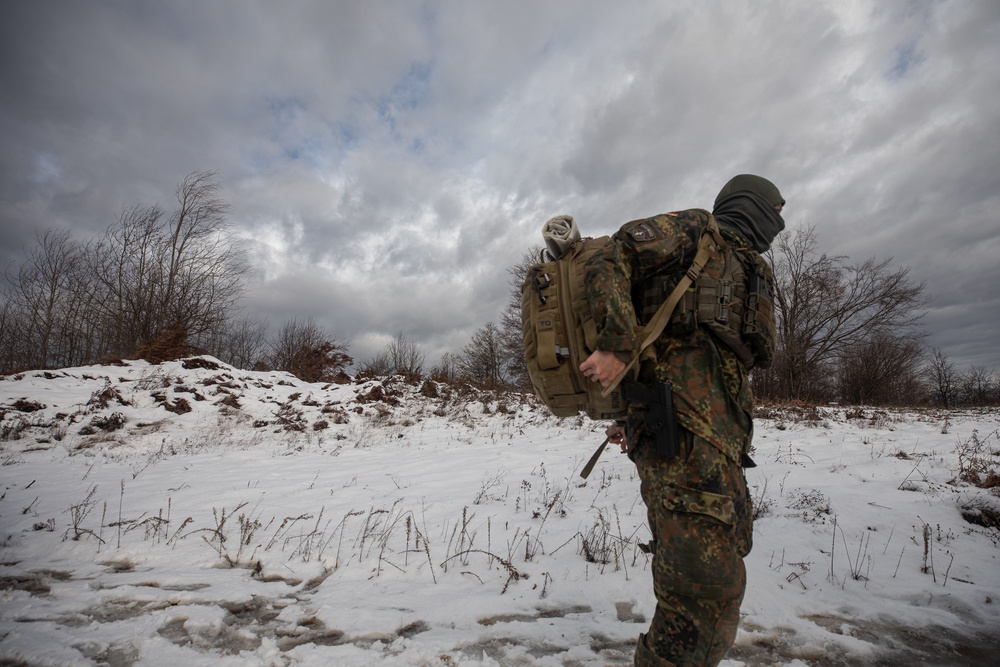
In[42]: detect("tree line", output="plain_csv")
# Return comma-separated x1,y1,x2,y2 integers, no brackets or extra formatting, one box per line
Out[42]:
750,227,997,407
2,172,996,407
2,172,245,371
0,172,348,381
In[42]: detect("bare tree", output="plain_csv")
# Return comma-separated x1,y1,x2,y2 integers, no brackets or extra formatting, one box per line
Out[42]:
389,331,425,376
0,299,17,372
361,331,425,377
268,317,352,382
501,247,543,392
160,171,246,341
206,315,269,369
268,317,324,370
960,366,996,406
458,321,509,389
838,333,924,405
0,171,254,370
359,349,392,376
88,203,165,353
87,171,249,356
923,348,959,408
770,226,927,402
430,351,461,383
2,229,89,369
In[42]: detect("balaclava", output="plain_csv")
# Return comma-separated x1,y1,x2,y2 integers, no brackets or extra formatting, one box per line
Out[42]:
712,174,786,252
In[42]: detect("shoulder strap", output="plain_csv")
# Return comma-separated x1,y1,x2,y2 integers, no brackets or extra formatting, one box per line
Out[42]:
601,213,725,398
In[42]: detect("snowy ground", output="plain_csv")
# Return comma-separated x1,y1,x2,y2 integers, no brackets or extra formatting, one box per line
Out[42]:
1,357,998,666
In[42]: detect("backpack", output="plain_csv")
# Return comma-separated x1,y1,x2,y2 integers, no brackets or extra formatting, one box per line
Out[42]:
521,211,774,421
520,235,627,420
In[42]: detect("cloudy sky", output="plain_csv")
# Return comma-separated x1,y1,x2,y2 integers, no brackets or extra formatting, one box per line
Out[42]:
2,0,998,372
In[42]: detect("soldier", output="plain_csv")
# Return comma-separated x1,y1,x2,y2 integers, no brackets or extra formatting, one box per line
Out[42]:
579,174,786,666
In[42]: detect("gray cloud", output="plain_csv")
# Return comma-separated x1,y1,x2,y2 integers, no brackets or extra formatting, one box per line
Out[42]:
2,0,997,371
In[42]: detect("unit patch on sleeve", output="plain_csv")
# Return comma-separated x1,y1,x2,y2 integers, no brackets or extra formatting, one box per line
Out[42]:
624,219,662,243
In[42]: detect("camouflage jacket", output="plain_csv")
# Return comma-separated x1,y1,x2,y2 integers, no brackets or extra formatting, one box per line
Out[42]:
584,209,755,462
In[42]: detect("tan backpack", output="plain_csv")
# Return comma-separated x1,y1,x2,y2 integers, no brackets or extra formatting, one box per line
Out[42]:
520,235,627,420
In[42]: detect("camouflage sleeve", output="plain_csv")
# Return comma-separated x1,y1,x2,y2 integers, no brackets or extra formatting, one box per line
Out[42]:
584,210,706,353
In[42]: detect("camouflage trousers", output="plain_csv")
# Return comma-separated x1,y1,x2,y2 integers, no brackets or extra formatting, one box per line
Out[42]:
631,429,753,667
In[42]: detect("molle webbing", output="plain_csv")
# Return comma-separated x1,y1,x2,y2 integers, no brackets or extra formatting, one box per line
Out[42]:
637,234,776,370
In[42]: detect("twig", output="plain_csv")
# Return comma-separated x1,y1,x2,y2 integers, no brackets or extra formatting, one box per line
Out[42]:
441,549,524,593
943,553,955,587
882,525,895,555
117,480,125,549
828,515,837,584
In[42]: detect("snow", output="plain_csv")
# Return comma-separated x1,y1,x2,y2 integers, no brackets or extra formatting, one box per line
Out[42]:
1,357,998,666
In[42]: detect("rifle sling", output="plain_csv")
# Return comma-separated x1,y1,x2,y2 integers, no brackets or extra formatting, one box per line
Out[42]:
579,437,610,479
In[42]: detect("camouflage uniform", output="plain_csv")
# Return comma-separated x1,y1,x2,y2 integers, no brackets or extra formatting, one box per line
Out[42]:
585,208,757,667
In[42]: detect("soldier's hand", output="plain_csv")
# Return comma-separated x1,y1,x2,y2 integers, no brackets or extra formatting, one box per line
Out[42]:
580,350,625,388
606,423,627,453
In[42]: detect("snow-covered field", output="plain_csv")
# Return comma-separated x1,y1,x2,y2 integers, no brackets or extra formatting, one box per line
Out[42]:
1,357,998,666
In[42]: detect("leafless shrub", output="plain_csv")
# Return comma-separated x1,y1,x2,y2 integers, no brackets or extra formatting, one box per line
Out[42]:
65,485,105,543
1,415,32,441
87,383,130,409
754,402,825,427
320,404,349,424
204,315,268,370
838,332,924,406
441,548,525,594
133,325,199,364
360,331,425,377
274,403,306,432
429,352,462,384
751,477,775,520
268,317,352,383
179,502,253,567
787,488,832,524
474,468,507,505
555,505,641,576
953,429,1000,489
500,248,542,392
88,412,127,432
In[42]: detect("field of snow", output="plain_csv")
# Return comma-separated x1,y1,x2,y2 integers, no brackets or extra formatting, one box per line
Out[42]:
1,357,998,666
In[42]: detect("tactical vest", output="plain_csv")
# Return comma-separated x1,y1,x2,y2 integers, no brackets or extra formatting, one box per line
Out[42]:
638,233,776,370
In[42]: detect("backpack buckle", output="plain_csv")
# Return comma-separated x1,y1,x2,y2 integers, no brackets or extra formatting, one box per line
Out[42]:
530,267,551,304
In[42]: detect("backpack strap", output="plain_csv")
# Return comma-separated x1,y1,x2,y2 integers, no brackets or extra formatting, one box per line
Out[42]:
601,213,725,398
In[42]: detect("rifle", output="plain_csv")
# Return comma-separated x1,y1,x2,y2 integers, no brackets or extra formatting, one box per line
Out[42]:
621,379,679,459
